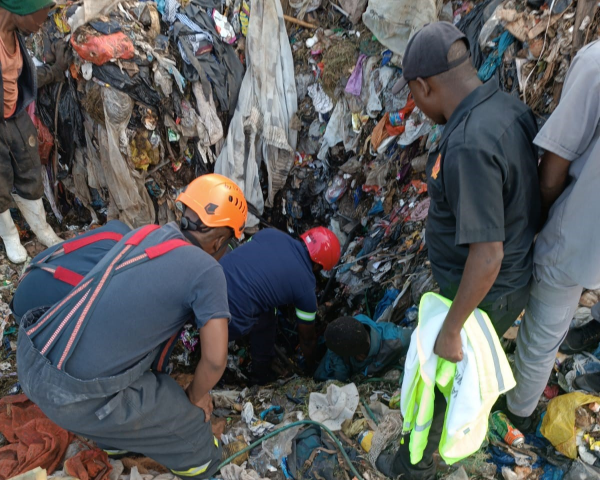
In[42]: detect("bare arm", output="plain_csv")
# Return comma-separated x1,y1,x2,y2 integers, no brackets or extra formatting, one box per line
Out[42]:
187,317,228,420
434,241,504,363
538,150,570,226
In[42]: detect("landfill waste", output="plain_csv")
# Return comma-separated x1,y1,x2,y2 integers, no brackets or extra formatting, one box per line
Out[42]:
308,383,360,431
357,429,374,452
0,394,73,479
490,411,525,447
0,0,597,478
541,392,600,460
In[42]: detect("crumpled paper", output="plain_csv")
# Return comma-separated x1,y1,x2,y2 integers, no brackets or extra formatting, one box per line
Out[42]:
242,402,275,436
308,383,360,431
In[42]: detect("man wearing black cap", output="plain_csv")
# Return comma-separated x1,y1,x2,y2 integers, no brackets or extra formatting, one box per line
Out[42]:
377,22,540,479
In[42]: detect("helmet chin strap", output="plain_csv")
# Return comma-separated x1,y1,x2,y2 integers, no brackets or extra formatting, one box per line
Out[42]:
181,226,204,249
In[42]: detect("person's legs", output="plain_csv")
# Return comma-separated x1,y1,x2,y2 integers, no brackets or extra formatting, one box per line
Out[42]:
376,387,445,480
377,287,529,479
480,284,530,337
507,265,582,418
248,309,278,385
41,372,223,479
9,111,60,247
250,309,277,364
0,120,28,263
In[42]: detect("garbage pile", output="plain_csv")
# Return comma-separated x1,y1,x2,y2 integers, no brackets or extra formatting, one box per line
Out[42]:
0,0,599,479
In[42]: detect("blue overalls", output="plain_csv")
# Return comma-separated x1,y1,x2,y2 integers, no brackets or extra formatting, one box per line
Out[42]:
17,225,222,479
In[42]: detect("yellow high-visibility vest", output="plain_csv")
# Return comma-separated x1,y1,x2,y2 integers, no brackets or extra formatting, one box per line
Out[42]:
401,293,516,465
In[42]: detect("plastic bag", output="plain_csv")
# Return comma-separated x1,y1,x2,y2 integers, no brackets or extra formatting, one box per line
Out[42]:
325,175,348,204
37,80,85,174
540,392,600,459
362,0,438,59
92,63,161,106
71,31,134,66
478,4,503,48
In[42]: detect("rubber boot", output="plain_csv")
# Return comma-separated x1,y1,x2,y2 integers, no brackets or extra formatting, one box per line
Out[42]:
0,209,27,263
12,195,61,247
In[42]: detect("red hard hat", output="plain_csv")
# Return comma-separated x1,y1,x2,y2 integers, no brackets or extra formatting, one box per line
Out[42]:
301,227,341,271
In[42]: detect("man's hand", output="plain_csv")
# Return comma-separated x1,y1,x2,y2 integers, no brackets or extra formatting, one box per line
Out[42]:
434,241,503,361
186,388,214,421
434,324,463,363
54,40,73,72
185,318,228,419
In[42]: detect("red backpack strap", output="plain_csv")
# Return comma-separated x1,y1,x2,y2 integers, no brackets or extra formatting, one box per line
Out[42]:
125,225,161,246
53,266,85,287
145,239,190,260
63,232,124,254
154,332,179,373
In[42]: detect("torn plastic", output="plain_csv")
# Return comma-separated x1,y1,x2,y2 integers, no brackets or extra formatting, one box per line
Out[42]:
362,0,439,60
37,79,86,175
92,63,161,107
541,392,600,459
261,412,304,465
97,87,155,227
71,31,134,66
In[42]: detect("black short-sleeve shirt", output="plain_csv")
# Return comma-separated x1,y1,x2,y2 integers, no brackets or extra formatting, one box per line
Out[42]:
425,80,541,302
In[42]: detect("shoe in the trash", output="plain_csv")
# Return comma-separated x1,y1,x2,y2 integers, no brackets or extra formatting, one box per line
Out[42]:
505,410,535,434
559,320,600,355
574,372,600,394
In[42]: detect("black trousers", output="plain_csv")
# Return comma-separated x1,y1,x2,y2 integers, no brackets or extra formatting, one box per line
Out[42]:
229,309,278,364
0,110,44,212
388,285,530,479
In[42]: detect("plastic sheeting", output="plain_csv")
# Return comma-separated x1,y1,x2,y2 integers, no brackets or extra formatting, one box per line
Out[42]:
95,88,155,227
362,0,440,60
215,0,298,227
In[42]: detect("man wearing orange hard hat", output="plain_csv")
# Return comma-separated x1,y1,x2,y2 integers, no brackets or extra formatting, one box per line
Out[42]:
17,174,247,480
221,225,341,384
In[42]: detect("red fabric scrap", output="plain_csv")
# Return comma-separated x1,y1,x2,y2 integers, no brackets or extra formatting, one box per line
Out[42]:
64,449,112,480
26,103,54,166
544,384,560,400
0,394,73,480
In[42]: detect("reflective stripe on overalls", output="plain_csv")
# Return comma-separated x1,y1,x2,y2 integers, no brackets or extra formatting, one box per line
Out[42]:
24,225,187,373
21,231,125,287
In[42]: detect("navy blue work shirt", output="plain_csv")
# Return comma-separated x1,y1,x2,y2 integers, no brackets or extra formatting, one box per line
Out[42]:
220,228,318,338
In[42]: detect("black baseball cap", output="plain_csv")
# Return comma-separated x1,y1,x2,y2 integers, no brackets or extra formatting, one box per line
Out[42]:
392,22,471,94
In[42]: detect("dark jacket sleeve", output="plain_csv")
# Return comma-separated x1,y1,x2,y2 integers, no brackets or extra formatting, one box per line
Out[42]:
37,64,63,89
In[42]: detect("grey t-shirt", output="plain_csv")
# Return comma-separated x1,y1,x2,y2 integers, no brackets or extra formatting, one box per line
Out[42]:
533,40,600,289
33,223,230,380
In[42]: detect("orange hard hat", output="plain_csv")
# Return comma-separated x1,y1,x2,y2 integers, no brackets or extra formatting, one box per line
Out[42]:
301,227,341,271
177,174,247,239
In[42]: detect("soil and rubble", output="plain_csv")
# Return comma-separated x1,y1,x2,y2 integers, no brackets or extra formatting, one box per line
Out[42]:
1,0,600,479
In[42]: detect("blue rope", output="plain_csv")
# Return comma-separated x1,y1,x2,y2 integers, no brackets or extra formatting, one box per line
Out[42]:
478,31,515,82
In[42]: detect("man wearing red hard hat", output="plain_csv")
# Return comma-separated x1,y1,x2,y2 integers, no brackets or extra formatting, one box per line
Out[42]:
220,226,341,384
